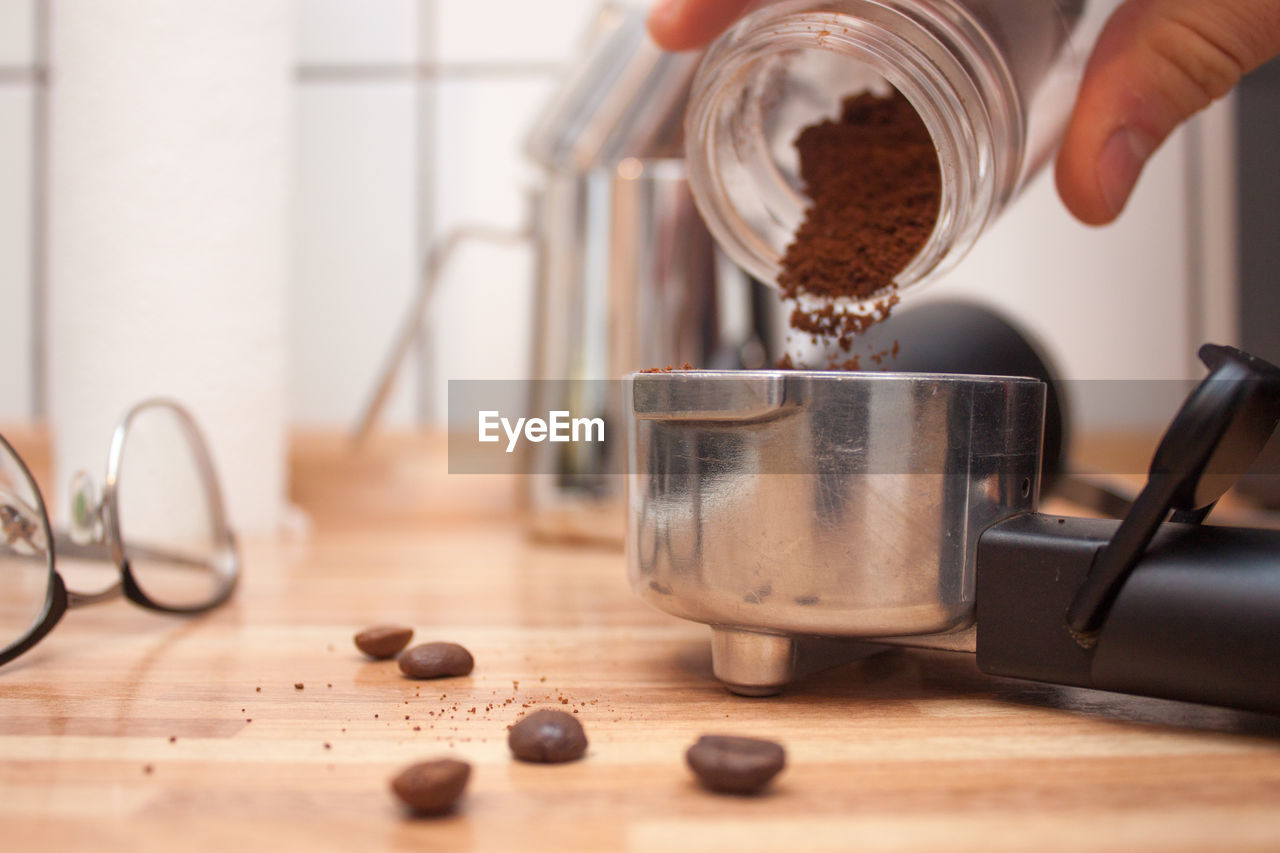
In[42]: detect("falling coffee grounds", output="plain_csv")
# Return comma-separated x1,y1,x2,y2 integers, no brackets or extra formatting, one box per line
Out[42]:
639,362,695,373
779,88,940,364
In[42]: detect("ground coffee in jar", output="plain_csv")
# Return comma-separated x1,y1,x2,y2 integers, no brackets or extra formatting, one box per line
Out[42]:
781,89,939,304
778,88,940,366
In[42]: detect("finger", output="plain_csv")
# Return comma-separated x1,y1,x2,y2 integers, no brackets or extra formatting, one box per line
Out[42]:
1056,0,1280,225
648,0,755,51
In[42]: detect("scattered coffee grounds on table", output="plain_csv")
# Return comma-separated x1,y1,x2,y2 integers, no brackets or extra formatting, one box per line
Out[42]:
778,89,940,367
507,709,588,763
391,758,471,815
639,362,695,373
686,735,786,795
399,642,475,679
355,625,414,660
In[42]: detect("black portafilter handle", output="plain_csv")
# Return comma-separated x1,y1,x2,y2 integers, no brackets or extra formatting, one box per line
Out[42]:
976,345,1280,714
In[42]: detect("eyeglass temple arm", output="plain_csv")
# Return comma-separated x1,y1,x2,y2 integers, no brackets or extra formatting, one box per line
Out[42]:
52,531,223,574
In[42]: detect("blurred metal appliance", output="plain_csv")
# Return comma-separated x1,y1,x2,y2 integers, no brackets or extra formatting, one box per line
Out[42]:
352,4,779,544
521,4,779,544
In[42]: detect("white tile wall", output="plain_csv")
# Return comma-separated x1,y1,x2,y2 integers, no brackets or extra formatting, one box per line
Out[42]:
0,0,35,66
292,82,419,425
430,76,550,232
0,0,36,421
297,0,418,65
433,0,607,64
428,75,555,415
0,88,34,420
932,128,1193,379
428,237,536,399
290,1,607,426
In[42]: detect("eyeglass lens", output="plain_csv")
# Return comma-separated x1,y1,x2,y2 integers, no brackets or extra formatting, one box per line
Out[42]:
115,405,230,609
0,441,53,654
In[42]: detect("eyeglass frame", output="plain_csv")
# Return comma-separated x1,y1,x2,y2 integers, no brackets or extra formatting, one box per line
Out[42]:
0,398,240,667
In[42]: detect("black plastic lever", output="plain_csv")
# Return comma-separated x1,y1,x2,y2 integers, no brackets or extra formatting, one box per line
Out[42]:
1065,345,1280,638
975,344,1280,714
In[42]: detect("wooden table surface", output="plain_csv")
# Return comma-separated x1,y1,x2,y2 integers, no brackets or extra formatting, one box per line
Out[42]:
3,430,1280,852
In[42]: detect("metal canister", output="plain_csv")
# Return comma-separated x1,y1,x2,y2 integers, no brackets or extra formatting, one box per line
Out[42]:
519,6,778,543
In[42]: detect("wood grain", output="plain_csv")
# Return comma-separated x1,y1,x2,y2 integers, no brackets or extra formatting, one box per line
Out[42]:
1,429,1279,852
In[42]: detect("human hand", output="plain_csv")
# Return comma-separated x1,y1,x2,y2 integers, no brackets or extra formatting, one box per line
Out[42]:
648,0,1280,225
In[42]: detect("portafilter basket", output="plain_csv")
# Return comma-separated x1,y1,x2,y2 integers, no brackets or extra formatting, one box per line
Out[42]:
626,345,1280,713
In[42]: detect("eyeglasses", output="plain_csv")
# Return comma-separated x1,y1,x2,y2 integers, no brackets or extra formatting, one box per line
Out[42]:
0,399,239,666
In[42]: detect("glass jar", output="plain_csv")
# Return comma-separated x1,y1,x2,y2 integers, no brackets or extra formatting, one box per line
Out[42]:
685,0,1116,300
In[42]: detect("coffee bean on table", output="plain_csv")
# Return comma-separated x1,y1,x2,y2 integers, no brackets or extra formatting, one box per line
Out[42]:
686,735,785,795
398,642,474,679
390,758,471,815
507,709,588,763
355,625,414,659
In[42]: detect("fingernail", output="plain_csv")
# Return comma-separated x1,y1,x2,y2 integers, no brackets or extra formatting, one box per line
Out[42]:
1098,128,1155,218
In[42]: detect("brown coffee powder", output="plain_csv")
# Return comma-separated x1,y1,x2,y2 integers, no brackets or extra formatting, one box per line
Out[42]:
778,89,940,366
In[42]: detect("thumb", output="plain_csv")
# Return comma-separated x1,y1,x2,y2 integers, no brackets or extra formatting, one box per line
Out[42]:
1056,0,1280,225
